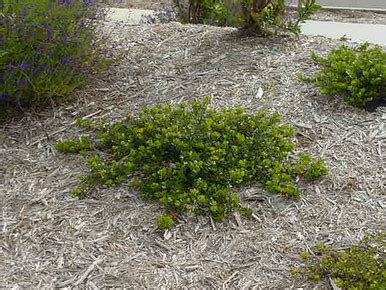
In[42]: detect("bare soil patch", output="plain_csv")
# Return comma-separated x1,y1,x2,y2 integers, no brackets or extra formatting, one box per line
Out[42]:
1,22,385,288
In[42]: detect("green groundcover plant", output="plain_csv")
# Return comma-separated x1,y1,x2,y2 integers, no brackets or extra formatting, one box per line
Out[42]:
305,43,386,107
56,98,328,228
291,232,386,289
0,0,106,119
174,0,320,36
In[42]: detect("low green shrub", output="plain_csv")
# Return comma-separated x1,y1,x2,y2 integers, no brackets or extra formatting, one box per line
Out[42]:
56,98,327,225
55,136,92,153
174,0,320,36
305,43,386,107
156,214,175,229
291,232,386,289
0,0,106,118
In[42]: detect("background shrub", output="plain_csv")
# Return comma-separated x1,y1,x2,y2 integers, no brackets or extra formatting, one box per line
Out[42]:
56,98,327,225
292,232,386,289
0,0,106,118
174,0,320,35
305,43,386,107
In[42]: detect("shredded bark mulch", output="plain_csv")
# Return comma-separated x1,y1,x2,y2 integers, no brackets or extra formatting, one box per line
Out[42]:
1,21,385,288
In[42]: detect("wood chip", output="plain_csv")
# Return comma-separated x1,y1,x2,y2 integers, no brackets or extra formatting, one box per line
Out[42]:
1,18,384,289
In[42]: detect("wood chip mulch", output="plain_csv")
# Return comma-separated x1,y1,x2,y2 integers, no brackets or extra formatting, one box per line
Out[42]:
1,21,385,288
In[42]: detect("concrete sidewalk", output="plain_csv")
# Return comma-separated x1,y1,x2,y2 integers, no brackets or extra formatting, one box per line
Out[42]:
302,20,386,46
107,8,155,24
314,0,386,11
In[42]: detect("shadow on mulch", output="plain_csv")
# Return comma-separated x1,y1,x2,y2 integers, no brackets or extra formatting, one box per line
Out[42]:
363,96,386,112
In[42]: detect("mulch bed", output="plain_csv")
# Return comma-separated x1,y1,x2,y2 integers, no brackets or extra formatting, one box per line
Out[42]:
1,21,385,288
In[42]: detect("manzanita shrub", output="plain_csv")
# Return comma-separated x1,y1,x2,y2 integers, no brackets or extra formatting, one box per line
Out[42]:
0,0,106,118
174,0,320,35
56,98,328,228
291,232,386,289
305,43,386,107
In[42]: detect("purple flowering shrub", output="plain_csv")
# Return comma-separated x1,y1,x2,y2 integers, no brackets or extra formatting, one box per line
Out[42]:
0,0,106,118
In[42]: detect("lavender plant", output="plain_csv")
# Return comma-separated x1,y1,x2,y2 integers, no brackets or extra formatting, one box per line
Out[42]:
0,0,106,119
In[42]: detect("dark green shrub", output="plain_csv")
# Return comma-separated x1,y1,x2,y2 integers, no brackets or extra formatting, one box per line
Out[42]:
174,0,320,35
305,43,386,107
56,98,327,224
0,0,106,118
291,232,386,289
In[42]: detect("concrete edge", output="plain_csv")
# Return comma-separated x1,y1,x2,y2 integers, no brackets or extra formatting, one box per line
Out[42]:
288,4,386,13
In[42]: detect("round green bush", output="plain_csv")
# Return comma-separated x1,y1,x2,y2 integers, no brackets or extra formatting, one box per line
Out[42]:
308,43,386,107
56,98,328,224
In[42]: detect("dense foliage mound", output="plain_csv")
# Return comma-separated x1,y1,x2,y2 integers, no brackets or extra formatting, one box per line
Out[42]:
56,98,328,228
174,0,320,35
306,43,386,107
0,0,106,119
292,232,386,289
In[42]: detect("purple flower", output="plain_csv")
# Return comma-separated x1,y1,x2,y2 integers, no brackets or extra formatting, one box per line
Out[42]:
16,79,29,87
18,63,30,70
57,0,73,6
83,0,94,7
37,21,50,27
21,7,29,17
60,55,69,66
0,94,12,101
60,54,78,66
34,45,43,52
